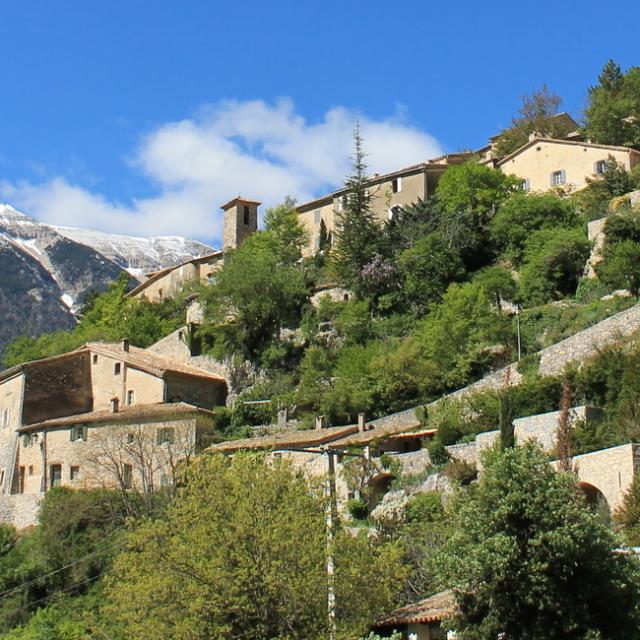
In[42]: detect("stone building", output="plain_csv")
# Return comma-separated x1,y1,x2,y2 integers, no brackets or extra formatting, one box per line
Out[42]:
372,590,453,640
130,196,259,303
296,153,471,256
0,340,227,527
495,136,640,193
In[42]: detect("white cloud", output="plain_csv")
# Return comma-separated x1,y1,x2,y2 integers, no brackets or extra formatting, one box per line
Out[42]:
0,99,443,245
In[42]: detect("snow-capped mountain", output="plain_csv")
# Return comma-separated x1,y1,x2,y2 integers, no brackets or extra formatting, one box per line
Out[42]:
53,226,214,279
0,203,214,362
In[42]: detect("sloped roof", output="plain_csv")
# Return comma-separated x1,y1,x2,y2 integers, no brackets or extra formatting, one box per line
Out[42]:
496,136,640,167
128,250,223,297
210,424,359,452
373,590,454,628
327,419,423,447
220,196,262,210
83,342,226,383
18,401,214,431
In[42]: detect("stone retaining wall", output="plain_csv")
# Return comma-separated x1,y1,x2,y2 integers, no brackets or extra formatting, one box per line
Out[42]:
0,494,41,529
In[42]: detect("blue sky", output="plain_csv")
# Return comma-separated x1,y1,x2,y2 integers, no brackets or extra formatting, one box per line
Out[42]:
0,0,638,245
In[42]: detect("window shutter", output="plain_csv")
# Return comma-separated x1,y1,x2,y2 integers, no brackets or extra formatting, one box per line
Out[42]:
397,176,402,192
561,170,566,184
70,427,75,442
82,426,88,441
550,172,555,187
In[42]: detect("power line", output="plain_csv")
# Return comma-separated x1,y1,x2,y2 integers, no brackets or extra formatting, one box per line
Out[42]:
0,527,124,602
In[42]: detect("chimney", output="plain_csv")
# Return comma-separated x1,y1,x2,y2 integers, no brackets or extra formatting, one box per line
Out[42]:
357,413,366,432
110,398,119,414
122,339,130,352
315,415,325,430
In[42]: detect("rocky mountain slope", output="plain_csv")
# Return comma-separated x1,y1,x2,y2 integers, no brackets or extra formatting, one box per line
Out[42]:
0,204,213,361
53,226,214,279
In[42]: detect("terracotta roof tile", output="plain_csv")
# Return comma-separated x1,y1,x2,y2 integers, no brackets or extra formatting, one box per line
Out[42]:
19,402,213,431
83,342,226,383
374,590,454,628
210,424,359,452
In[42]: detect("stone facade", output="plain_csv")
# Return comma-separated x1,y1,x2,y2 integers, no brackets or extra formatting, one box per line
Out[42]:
446,406,602,467
222,197,259,251
0,341,226,528
496,137,640,193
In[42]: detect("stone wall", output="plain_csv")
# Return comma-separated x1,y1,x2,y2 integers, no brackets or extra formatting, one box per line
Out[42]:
0,494,41,529
368,303,640,436
553,443,640,512
446,406,602,466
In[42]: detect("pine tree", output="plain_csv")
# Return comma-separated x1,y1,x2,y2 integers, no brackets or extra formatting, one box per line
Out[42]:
331,125,381,294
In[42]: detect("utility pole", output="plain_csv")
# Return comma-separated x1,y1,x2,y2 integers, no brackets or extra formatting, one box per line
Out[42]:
323,446,337,640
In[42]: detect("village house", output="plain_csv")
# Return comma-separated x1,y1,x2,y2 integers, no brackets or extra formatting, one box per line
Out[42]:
372,590,454,640
495,135,640,193
0,340,227,526
296,153,472,256
129,196,260,303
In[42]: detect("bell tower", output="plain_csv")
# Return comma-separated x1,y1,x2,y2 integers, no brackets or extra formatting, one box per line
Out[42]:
221,196,260,251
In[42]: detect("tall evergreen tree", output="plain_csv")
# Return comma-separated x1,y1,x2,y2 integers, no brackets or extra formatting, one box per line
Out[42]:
331,125,381,294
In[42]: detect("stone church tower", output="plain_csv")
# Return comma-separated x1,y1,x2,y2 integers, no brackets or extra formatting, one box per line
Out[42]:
221,197,260,251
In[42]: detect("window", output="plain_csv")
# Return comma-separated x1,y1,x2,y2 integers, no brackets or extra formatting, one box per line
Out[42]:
127,432,135,444
70,425,88,442
18,467,25,494
160,473,172,487
551,170,566,186
127,390,135,405
92,354,98,364
114,363,121,375
391,177,402,193
157,427,175,445
314,209,322,224
243,205,250,226
50,464,62,489
122,464,132,489
28,465,33,476
158,288,163,300
522,178,531,192
1,409,9,427
22,433,31,448
595,159,608,175
70,466,80,480
0,469,4,487
335,195,347,212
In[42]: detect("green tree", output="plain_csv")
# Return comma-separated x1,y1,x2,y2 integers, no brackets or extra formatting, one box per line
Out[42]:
472,266,518,308
519,228,591,304
614,476,640,546
437,443,640,640
103,454,405,640
596,239,640,296
436,162,521,221
398,233,465,314
491,192,581,264
264,197,310,264
584,60,640,149
201,232,308,359
331,126,382,293
493,85,572,158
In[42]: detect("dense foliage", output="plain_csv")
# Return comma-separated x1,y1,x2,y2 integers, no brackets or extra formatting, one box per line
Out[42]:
437,444,640,640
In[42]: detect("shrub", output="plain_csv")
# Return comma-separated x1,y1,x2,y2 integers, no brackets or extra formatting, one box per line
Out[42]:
347,497,369,521
442,460,477,485
405,492,444,524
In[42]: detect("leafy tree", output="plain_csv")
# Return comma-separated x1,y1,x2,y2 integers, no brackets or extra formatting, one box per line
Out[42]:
331,126,382,294
437,443,640,640
201,232,308,360
491,192,581,264
472,266,518,308
436,162,521,221
519,228,591,304
614,476,640,545
264,196,310,264
584,60,640,149
398,233,465,314
103,454,405,640
596,239,640,296
493,85,572,158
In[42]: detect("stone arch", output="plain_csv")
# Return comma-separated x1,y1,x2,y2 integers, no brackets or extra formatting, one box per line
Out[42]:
578,481,611,520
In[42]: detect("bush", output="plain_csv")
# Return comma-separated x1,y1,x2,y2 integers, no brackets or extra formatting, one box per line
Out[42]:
347,497,370,521
519,228,591,304
442,460,477,485
405,492,444,524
